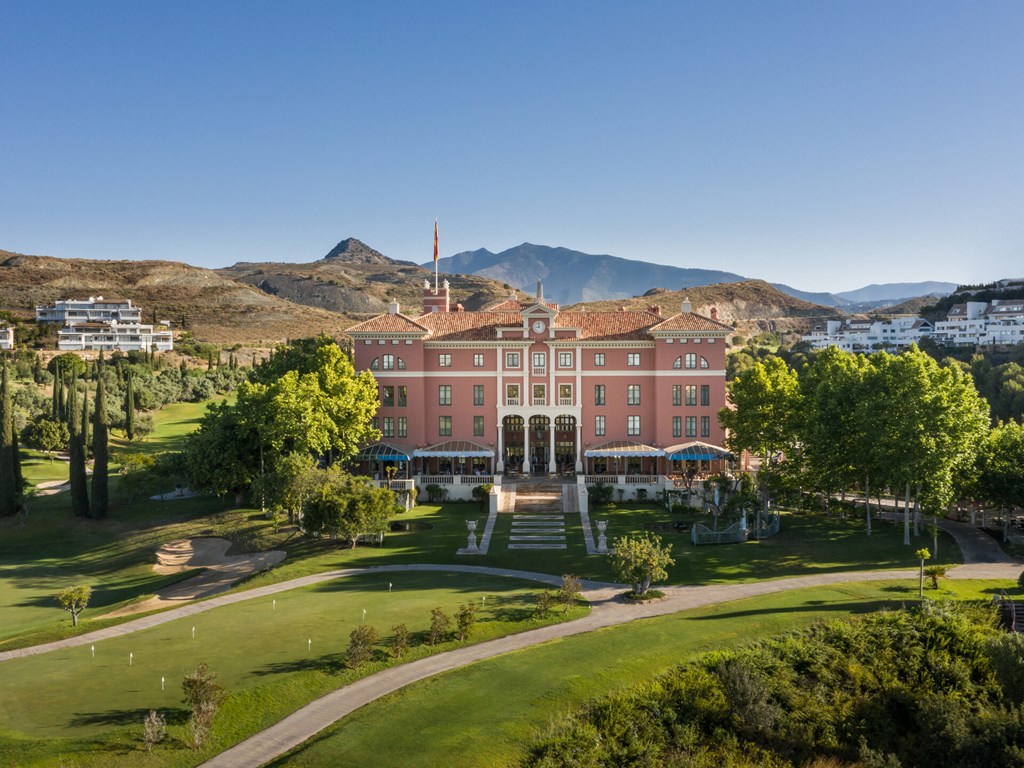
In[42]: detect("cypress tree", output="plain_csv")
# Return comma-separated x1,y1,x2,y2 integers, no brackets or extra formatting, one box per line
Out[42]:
0,363,16,517
68,373,90,517
81,387,89,459
92,380,108,518
11,423,23,508
206,351,213,371
125,372,135,441
180,359,188,378
53,363,63,420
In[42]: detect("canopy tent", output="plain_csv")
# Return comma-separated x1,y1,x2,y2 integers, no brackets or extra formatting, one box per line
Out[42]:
584,440,665,457
355,442,412,461
412,440,494,458
663,441,734,461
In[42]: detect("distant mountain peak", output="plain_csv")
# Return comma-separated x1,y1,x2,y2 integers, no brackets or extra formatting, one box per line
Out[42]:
322,238,391,264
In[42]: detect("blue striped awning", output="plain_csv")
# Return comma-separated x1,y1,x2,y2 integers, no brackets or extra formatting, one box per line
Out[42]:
584,440,664,458
664,441,733,461
413,440,494,458
355,443,412,461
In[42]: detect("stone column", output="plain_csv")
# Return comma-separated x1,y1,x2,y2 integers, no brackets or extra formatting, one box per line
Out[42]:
575,423,583,473
548,422,557,474
522,423,530,474
496,423,505,474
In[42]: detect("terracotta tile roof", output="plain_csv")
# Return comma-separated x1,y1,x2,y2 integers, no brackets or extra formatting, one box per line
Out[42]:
556,310,660,340
348,313,430,334
649,312,732,333
486,298,560,312
415,311,521,340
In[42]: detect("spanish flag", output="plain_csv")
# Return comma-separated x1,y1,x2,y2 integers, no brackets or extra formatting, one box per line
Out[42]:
433,219,439,262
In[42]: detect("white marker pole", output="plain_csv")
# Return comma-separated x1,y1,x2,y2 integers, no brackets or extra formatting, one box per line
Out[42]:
91,644,95,658
273,599,276,610
362,608,366,623
129,652,133,667
308,638,311,652
192,626,195,639
388,582,392,593
161,676,165,691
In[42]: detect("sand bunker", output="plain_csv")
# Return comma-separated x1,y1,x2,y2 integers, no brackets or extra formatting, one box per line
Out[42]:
105,537,285,618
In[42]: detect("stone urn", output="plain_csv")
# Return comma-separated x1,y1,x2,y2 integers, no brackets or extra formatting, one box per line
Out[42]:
596,520,608,554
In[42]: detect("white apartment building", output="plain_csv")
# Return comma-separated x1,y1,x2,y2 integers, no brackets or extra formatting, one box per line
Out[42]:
0,327,14,350
36,296,143,326
57,321,173,352
934,300,1024,346
804,317,933,352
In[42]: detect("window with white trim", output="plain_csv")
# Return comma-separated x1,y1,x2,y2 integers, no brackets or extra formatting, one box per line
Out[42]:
506,352,520,368
382,417,394,437
558,351,573,368
627,415,641,436
685,353,696,369
595,415,606,436
626,384,641,405
594,353,605,366
473,353,484,367
438,354,452,367
397,416,407,437
627,353,640,366
382,354,394,370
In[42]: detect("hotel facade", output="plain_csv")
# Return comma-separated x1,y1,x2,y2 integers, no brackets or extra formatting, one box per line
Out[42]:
349,281,732,483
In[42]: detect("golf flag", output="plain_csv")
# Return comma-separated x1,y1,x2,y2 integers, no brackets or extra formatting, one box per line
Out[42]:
433,219,439,262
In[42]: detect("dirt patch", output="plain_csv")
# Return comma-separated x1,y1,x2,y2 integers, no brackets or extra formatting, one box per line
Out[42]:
105,537,285,618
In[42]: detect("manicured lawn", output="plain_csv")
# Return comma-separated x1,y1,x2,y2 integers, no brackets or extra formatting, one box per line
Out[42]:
269,579,980,768
108,396,231,456
0,571,582,766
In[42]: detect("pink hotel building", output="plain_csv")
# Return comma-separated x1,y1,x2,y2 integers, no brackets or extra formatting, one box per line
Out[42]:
349,280,732,480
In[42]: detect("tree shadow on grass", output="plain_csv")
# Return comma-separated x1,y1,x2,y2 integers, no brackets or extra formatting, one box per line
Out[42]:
69,706,189,728
690,599,901,621
251,653,344,677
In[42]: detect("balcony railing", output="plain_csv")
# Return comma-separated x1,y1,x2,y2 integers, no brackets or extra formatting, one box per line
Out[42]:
532,397,546,406
532,367,546,375
558,397,573,406
506,397,520,406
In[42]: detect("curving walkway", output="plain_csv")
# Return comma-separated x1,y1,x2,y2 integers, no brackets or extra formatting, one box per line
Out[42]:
2,518,1019,766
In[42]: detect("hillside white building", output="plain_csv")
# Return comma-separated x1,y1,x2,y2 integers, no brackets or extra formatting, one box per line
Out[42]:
0,327,13,350
36,296,143,326
57,321,173,352
933,300,1024,346
804,317,933,352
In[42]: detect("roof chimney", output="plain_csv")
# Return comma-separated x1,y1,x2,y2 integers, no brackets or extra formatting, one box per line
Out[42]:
649,305,662,317
710,306,719,321
387,299,400,315
681,298,692,314
455,303,464,312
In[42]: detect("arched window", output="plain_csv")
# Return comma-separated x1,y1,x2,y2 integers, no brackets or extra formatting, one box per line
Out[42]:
700,356,709,369
382,354,394,370
672,356,682,369
370,357,379,370
397,357,406,369
685,353,696,369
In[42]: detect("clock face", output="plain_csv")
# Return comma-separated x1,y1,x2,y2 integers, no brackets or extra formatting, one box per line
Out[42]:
533,320,546,333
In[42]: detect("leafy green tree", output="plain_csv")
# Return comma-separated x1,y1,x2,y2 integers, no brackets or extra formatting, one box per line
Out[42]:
118,452,157,503
428,607,450,645
46,352,86,380
559,574,582,612
91,379,109,518
915,547,931,597
975,420,1024,515
182,663,225,750
67,373,90,518
301,469,396,548
454,602,478,641
535,590,554,619
0,362,17,517
183,401,260,505
609,534,675,596
55,584,91,626
389,624,410,658
21,416,68,462
346,624,377,668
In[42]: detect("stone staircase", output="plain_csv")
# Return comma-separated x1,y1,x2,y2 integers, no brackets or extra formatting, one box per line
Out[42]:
508,483,566,550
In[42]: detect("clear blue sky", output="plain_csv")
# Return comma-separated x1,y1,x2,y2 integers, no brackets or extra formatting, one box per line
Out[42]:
1,1,1021,292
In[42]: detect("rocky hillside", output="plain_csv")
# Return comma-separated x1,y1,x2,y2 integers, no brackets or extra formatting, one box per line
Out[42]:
0,250,352,345
219,238,513,316
568,280,836,338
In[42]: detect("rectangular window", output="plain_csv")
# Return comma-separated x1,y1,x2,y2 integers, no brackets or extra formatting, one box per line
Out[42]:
382,354,394,370
595,384,605,405
397,416,407,438
473,353,484,367
506,383,520,404
700,384,710,407
506,352,520,368
595,415,606,436
533,351,546,369
686,416,697,438
382,416,395,437
473,415,485,437
701,416,711,438
627,384,641,405
397,386,407,407
438,385,451,406
439,415,452,436
533,384,546,405
685,353,696,369
627,353,640,366
594,353,605,366
382,386,395,407
685,385,697,406
673,416,682,438
438,354,452,367
558,352,573,368
473,384,484,406
627,415,641,436
672,384,682,406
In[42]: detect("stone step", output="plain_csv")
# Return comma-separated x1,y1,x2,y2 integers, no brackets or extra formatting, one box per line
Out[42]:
508,543,567,550
509,535,566,542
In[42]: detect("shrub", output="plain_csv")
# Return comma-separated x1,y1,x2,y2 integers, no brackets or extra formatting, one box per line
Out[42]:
455,602,478,641
536,590,554,619
425,484,449,503
389,624,410,658
347,624,378,669
559,574,582,612
587,481,615,508
471,483,493,510
428,607,450,645
142,710,166,753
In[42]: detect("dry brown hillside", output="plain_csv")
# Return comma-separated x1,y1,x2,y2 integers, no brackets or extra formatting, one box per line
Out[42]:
219,237,514,316
0,250,352,345
568,280,837,337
